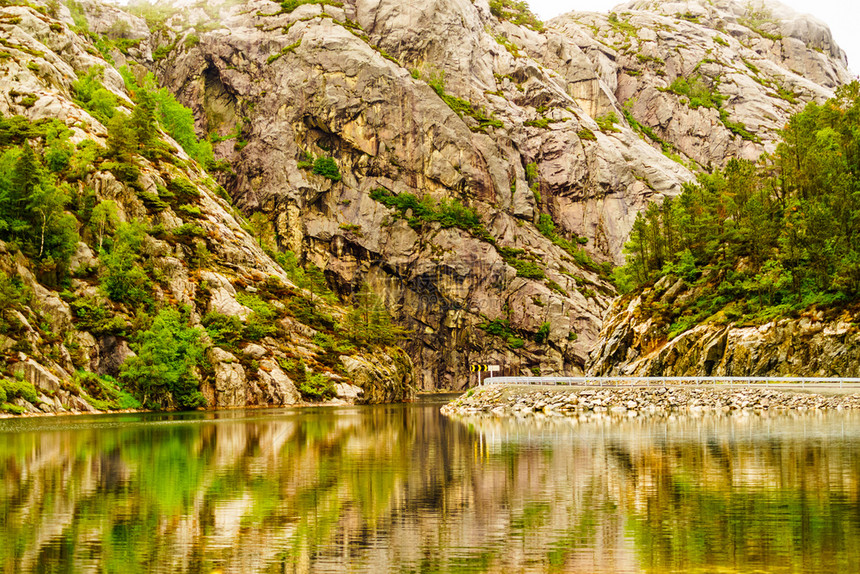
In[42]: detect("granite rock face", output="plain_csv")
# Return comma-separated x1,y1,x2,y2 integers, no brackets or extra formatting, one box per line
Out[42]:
553,0,851,168
142,0,849,388
0,0,852,397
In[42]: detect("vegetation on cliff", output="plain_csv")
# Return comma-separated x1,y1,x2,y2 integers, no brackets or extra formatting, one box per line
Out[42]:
0,6,411,413
618,83,860,335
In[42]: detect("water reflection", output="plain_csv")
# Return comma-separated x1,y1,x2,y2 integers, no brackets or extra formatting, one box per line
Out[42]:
1,400,859,572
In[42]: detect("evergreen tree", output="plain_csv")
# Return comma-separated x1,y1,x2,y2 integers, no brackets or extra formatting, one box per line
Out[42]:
120,308,206,410
345,283,407,345
130,89,157,151
106,113,137,161
619,80,860,331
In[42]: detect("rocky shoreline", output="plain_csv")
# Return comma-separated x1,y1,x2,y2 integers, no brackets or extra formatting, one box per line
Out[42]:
441,385,860,418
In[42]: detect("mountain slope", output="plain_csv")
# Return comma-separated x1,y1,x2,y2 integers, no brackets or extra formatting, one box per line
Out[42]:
588,81,860,378
0,0,413,415
551,0,851,169
0,0,852,398
131,0,851,387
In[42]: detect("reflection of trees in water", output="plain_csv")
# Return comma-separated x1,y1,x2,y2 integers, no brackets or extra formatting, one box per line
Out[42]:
1,409,859,572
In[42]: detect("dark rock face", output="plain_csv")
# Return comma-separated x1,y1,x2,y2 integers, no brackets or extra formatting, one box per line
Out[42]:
97,336,135,378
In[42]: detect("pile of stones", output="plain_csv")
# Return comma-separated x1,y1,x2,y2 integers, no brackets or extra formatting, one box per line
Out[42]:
441,386,860,418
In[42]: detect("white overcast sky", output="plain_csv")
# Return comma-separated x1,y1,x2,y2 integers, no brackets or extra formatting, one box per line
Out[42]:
529,0,859,75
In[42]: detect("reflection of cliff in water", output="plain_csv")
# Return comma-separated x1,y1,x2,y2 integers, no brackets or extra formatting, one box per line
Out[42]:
1,405,859,573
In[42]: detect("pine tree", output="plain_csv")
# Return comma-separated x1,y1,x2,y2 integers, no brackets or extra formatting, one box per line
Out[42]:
106,114,138,161
130,89,157,151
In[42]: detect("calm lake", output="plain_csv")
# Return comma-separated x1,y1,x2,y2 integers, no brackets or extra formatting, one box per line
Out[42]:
1,395,859,573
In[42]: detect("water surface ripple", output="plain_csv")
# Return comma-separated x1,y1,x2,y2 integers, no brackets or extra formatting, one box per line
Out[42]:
1,395,858,573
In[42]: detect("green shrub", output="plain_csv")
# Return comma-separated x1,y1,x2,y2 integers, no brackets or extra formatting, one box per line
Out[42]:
75,371,140,410
243,313,277,341
202,312,245,350
312,156,342,181
298,371,336,399
578,128,596,141
488,0,543,31
666,75,725,109
173,223,206,240
67,294,127,335
595,112,620,132
167,176,200,203
71,66,117,124
534,322,550,344
104,160,140,184
120,308,206,410
479,318,527,349
508,258,545,279
139,190,169,212
287,295,337,331
202,304,276,349
369,188,484,234
0,379,39,404
100,236,152,308
524,118,551,129
235,292,277,321
0,271,29,316
1,403,26,415
176,204,203,218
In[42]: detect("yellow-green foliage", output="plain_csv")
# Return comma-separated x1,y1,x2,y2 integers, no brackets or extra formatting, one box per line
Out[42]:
489,0,543,31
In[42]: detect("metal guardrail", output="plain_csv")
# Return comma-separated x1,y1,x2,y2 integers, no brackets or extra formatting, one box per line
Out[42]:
482,376,860,389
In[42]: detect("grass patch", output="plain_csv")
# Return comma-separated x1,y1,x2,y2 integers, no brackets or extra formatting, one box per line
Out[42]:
595,112,620,133
607,12,637,38
424,72,503,132
278,0,343,14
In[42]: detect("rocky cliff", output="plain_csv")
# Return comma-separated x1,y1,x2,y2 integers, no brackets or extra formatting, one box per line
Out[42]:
0,0,853,401
127,0,849,387
0,0,413,415
559,0,851,168
588,279,860,377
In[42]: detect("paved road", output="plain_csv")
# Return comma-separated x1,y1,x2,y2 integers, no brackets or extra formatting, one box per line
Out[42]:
484,376,860,386
488,384,860,397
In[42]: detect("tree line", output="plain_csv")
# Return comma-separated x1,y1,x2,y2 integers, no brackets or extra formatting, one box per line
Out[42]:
618,82,860,328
